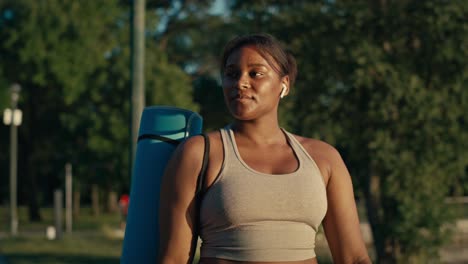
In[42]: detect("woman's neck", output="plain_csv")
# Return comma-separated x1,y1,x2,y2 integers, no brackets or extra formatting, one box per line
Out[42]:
230,119,285,146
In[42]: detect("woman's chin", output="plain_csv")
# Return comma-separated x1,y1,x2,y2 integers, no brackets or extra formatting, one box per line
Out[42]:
228,104,256,120
230,110,256,121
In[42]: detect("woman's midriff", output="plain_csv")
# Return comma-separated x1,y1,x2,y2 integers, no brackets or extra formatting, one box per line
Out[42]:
198,257,318,264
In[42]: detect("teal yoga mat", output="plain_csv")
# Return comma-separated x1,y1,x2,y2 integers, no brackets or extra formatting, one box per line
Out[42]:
121,106,203,263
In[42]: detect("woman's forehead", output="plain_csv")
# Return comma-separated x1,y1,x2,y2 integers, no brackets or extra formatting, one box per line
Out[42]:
226,46,266,64
225,45,279,70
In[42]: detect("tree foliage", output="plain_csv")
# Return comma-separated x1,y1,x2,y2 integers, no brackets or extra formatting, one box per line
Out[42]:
233,0,466,262
0,0,466,262
211,0,467,262
0,0,198,218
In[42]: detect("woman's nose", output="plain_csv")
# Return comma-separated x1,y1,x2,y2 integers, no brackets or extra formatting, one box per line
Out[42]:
237,73,250,90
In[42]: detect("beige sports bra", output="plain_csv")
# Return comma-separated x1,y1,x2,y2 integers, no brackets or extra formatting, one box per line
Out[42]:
199,126,328,262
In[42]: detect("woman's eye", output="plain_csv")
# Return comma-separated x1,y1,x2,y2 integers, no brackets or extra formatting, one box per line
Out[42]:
250,71,264,77
224,71,238,78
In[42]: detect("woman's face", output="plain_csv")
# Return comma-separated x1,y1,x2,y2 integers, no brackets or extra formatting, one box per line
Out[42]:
222,45,287,121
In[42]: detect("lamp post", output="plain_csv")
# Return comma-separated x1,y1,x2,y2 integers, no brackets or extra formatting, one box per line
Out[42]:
130,0,145,176
3,83,21,236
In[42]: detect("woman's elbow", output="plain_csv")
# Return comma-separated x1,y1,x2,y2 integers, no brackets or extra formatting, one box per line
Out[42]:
351,255,372,264
158,255,191,264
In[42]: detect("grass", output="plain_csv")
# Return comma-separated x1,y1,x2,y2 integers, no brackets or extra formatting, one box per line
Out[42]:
0,206,121,233
452,202,468,219
2,203,465,264
1,235,122,264
0,206,123,264
0,206,334,264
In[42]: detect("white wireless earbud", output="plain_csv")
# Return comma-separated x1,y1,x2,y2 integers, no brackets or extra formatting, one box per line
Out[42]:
280,84,287,98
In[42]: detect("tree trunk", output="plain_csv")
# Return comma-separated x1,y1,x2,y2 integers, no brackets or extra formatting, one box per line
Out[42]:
91,184,100,216
25,158,41,221
107,191,118,213
21,96,41,222
364,173,395,264
27,192,41,221
73,190,80,218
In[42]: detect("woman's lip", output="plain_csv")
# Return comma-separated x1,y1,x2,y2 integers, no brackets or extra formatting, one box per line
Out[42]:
233,97,251,101
230,94,253,100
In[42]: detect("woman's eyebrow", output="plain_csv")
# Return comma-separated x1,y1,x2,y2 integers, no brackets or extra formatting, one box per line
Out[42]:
224,63,268,69
248,63,268,68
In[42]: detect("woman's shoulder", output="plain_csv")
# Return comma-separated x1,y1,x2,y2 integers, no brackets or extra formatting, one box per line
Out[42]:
179,134,206,154
290,133,340,159
177,131,222,160
170,134,207,169
289,133,344,185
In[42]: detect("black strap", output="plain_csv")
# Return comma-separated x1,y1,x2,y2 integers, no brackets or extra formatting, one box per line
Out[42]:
137,134,181,146
196,134,210,197
190,133,209,262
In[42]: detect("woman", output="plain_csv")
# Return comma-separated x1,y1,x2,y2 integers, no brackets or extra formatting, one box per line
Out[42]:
158,34,371,264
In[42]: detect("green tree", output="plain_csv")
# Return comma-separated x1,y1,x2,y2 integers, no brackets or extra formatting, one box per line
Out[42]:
146,0,233,131
225,0,467,262
0,0,199,218
271,1,467,262
0,76,12,201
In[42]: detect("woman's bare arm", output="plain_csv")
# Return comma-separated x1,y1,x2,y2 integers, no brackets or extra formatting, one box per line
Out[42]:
320,144,372,264
158,135,205,264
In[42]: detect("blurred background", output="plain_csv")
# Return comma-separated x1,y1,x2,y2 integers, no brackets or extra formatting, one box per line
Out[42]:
0,0,467,263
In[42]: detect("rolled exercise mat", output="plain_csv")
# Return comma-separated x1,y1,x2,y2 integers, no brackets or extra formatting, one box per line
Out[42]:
121,106,203,263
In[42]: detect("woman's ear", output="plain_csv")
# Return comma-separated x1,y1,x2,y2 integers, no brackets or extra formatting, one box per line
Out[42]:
280,84,287,98
280,76,290,99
